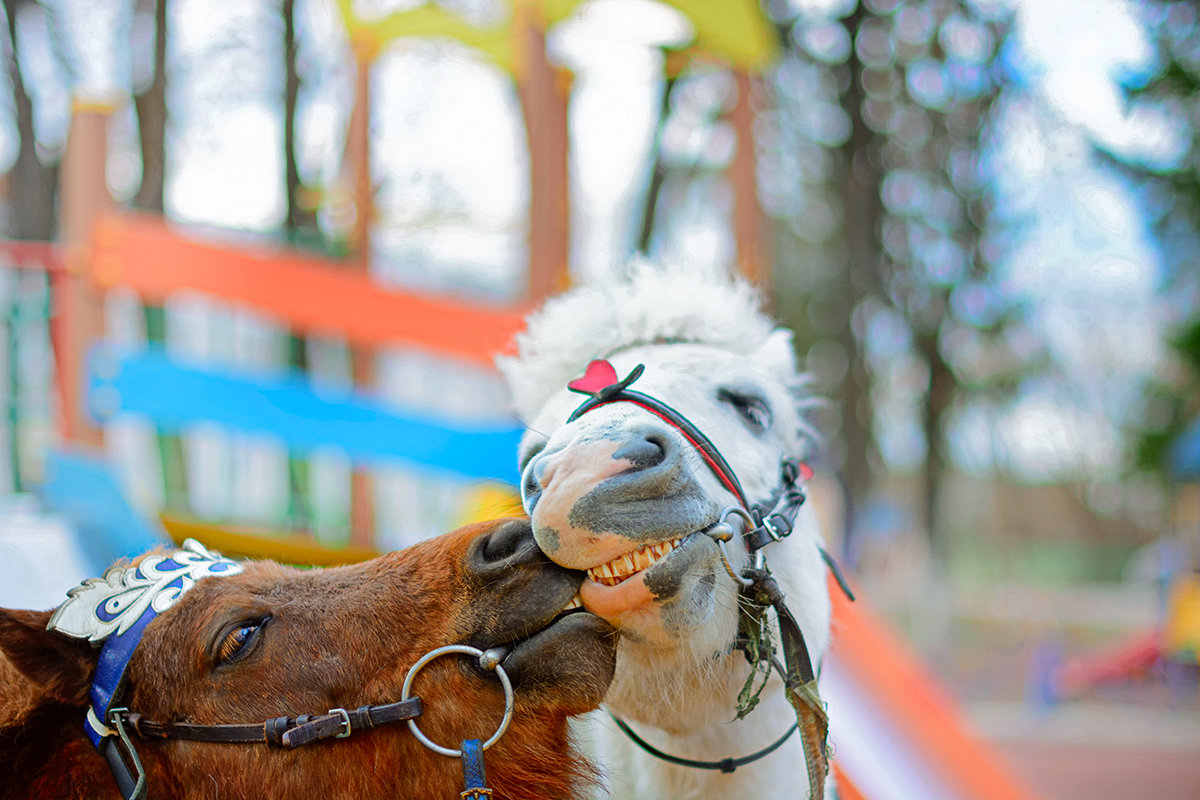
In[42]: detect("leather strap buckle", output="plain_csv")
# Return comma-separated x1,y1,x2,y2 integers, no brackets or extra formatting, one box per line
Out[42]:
761,512,792,542
330,708,352,739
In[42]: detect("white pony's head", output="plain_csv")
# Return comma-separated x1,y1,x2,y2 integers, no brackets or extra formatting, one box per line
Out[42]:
500,264,820,657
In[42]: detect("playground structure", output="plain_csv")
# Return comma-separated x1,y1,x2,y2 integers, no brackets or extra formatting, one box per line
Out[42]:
5,0,784,553
0,2,1042,798
1026,427,1200,707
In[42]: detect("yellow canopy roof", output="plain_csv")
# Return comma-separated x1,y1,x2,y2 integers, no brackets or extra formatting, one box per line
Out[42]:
659,0,778,72
336,0,778,73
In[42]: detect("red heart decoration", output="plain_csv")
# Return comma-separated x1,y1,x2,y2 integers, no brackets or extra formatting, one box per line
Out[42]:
567,359,619,396
796,462,814,482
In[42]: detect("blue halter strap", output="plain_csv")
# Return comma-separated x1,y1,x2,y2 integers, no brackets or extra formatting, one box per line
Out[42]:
46,540,243,800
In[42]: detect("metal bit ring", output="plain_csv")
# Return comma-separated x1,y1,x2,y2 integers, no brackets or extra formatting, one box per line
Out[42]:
707,507,755,588
401,644,513,757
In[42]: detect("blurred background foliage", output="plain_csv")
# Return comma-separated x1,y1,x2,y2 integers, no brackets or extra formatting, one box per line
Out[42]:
1102,3,1200,481
0,0,1197,588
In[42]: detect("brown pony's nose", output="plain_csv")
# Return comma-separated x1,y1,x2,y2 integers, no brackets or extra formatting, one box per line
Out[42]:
466,518,548,579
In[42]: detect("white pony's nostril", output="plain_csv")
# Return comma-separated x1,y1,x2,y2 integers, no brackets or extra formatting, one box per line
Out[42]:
520,461,543,512
612,433,669,471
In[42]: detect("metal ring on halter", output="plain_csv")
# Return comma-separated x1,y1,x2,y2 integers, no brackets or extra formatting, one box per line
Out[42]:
719,506,755,531
706,507,754,588
401,644,514,758
719,507,769,571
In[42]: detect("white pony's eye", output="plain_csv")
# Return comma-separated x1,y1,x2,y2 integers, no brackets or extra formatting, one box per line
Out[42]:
717,389,772,435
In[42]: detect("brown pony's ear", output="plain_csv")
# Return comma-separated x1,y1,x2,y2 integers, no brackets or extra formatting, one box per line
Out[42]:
0,608,94,706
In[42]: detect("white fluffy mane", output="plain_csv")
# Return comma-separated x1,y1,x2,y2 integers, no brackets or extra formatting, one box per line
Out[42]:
500,263,781,423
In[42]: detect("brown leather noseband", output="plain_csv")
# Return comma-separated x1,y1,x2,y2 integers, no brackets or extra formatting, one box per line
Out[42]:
116,696,424,750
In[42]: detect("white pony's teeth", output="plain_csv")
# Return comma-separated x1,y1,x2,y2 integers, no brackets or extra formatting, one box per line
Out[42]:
586,537,685,587
561,594,583,612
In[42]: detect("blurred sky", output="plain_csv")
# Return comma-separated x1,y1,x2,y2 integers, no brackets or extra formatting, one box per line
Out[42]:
0,0,1183,489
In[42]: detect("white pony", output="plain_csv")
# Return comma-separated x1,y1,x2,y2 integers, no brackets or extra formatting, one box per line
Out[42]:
499,264,835,800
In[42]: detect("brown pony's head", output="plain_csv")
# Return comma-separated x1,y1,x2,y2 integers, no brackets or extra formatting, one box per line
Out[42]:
0,517,616,800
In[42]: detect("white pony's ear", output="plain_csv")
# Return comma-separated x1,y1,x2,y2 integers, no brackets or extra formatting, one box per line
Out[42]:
756,329,798,378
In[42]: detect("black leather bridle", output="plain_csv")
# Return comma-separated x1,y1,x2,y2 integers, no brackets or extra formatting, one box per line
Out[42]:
98,698,424,800
97,644,513,800
566,359,853,795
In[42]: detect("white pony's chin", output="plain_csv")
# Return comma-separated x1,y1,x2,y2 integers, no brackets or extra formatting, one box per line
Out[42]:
577,532,735,646
579,569,666,641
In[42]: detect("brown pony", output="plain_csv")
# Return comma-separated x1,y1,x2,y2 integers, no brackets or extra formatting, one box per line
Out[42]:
0,517,617,799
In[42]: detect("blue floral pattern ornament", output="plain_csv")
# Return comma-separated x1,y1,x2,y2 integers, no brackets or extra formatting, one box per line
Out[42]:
48,538,243,643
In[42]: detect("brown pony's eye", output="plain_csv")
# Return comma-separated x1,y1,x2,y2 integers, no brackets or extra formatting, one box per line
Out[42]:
216,618,267,666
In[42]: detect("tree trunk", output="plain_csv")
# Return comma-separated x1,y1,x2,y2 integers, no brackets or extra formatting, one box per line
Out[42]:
281,0,311,531
132,0,167,213
636,73,675,255
131,0,189,512
283,0,303,232
4,0,57,241
919,330,954,569
835,4,884,538
4,0,58,491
